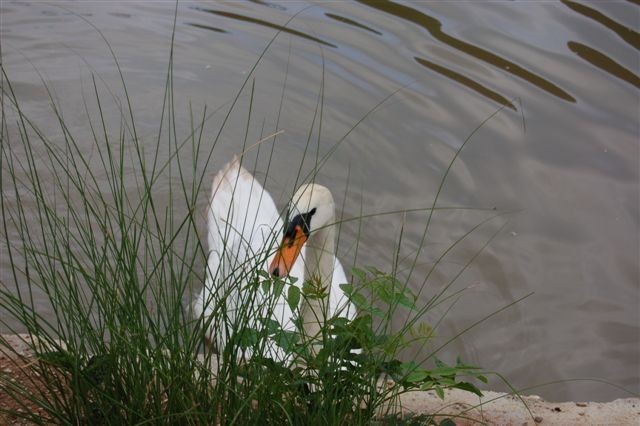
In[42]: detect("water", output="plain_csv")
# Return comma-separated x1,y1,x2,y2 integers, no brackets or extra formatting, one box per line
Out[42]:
1,1,638,402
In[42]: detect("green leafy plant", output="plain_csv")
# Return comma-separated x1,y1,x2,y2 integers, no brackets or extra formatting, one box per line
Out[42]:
184,263,491,425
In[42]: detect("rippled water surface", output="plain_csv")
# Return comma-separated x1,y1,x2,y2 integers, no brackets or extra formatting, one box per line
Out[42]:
2,1,638,401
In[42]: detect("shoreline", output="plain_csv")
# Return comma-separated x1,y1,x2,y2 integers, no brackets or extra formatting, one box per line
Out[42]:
397,387,638,425
2,334,638,425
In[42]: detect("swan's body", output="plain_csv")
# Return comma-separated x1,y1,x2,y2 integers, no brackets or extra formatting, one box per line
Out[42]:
192,158,355,359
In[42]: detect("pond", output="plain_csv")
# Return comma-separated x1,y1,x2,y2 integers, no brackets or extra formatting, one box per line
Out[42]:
1,1,638,402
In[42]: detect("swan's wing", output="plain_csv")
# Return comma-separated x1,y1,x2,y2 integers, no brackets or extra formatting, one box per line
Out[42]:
206,158,281,273
193,158,299,350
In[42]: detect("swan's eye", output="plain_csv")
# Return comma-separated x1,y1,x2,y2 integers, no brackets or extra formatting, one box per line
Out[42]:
284,209,315,239
286,226,304,248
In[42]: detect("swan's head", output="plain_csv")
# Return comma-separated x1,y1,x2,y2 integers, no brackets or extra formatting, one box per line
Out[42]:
269,184,334,277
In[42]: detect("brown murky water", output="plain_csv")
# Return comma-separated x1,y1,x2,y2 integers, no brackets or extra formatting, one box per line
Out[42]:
1,1,638,402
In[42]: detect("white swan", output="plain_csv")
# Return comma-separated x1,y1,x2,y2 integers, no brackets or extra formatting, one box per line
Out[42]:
192,157,355,359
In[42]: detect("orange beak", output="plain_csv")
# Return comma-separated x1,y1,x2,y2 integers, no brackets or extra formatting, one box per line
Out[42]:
269,225,307,277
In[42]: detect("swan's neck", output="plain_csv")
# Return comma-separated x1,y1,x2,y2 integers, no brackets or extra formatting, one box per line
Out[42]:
302,219,335,342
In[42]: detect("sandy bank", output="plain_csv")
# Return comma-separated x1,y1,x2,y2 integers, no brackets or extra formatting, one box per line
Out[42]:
2,334,637,425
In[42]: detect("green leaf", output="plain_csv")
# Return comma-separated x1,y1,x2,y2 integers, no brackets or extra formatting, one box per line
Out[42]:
396,292,417,310
261,280,270,295
434,357,447,368
435,385,445,400
287,285,300,311
476,374,488,383
452,381,483,397
273,330,299,352
431,366,459,378
365,266,381,275
330,317,349,329
260,317,281,334
349,292,370,310
272,279,284,298
405,369,430,383
419,380,435,391
351,267,366,281
237,328,258,348
351,314,373,331
339,283,353,295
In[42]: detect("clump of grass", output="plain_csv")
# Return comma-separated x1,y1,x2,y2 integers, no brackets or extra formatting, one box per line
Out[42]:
0,10,524,425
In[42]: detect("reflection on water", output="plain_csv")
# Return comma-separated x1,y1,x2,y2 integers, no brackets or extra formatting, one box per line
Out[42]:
192,7,337,48
325,12,382,36
357,0,576,102
248,0,287,13
414,56,516,110
561,0,640,50
568,41,640,88
190,0,640,109
186,22,227,34
1,0,638,402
